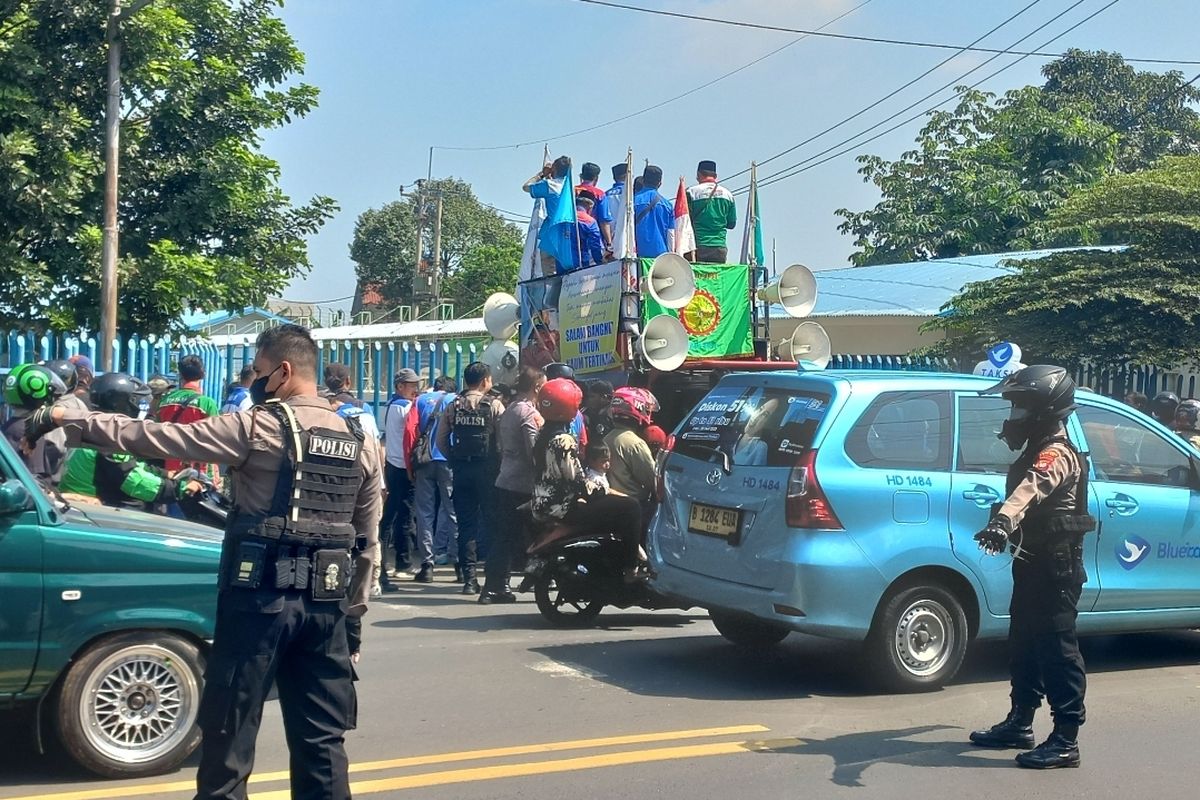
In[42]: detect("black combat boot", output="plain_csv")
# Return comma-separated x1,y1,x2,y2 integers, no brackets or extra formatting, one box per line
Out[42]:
969,705,1036,749
1015,724,1080,769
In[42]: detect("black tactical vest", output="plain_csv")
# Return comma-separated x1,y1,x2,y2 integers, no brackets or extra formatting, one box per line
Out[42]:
1007,434,1096,538
449,395,494,462
227,399,365,551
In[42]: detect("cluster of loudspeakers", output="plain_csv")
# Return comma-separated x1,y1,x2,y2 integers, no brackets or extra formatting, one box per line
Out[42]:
480,254,831,376
757,263,830,369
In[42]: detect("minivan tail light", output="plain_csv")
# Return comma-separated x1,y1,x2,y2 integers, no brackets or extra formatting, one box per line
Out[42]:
654,435,675,502
786,449,843,529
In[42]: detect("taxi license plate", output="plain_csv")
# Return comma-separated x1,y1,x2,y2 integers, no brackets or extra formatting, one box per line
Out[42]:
688,502,742,540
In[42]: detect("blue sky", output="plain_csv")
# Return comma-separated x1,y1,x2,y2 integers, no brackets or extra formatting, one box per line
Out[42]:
263,0,1200,314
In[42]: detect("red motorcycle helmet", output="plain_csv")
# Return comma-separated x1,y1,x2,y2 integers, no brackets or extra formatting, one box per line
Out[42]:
537,378,583,423
611,386,659,428
643,424,668,452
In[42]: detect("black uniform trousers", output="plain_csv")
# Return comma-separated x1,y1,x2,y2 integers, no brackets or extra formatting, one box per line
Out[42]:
1007,532,1087,727
483,487,531,594
195,589,356,800
379,462,416,570
450,459,490,582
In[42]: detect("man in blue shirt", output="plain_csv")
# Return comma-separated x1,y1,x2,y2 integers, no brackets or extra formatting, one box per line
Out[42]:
523,155,571,276
564,195,605,271
577,162,612,251
633,165,675,258
406,377,459,582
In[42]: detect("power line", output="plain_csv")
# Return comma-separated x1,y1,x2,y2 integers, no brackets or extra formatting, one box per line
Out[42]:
723,0,1048,183
571,0,1200,65
432,0,874,152
735,0,1121,194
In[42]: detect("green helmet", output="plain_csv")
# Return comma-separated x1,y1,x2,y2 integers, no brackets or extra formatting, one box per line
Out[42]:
4,363,67,410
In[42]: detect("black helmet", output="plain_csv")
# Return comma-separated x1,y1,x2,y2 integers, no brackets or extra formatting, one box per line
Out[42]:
1151,391,1180,421
1175,399,1200,430
90,373,152,418
544,362,576,382
981,364,1076,450
40,359,78,393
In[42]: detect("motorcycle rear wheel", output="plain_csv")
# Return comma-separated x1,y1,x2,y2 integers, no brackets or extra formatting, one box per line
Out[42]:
534,571,604,627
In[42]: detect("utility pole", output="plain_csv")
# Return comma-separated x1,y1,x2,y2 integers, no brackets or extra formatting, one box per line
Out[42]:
99,0,154,372
431,192,443,303
412,180,425,319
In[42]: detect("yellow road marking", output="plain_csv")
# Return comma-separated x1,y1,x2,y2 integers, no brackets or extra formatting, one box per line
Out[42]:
252,738,801,800
5,725,770,800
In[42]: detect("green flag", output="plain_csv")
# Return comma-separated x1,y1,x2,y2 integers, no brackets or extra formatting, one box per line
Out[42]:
642,260,754,360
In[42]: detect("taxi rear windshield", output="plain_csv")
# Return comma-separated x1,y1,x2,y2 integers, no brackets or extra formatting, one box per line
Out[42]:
675,385,830,468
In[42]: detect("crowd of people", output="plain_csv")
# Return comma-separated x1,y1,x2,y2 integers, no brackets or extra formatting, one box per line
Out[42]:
1122,389,1200,447
2,352,670,605
522,156,738,273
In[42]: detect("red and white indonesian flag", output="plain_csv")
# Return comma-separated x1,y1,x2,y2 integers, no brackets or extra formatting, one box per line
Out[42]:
672,176,696,256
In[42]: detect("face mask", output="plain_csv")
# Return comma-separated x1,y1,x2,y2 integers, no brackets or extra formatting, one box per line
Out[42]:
998,405,1034,451
249,364,283,406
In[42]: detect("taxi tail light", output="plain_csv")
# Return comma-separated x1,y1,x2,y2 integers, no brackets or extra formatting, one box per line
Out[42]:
786,449,843,529
654,435,675,503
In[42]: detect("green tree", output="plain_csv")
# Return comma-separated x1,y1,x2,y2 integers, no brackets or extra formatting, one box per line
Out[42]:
441,242,522,316
836,51,1200,267
0,0,334,333
350,178,520,308
925,156,1200,370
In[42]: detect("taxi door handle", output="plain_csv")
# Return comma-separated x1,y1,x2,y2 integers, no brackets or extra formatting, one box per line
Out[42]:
1105,495,1139,514
962,486,1001,506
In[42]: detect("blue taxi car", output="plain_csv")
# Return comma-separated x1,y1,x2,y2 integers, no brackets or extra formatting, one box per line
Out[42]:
649,370,1200,691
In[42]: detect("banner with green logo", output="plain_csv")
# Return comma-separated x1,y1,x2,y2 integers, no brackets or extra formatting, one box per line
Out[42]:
641,260,753,360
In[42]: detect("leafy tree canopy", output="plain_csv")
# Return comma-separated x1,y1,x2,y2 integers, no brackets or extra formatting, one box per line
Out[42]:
441,242,522,317
837,50,1200,267
0,0,334,334
350,178,520,309
925,156,1200,370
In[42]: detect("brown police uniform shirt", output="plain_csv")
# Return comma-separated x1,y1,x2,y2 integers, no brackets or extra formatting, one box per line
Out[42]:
997,440,1082,530
58,395,383,615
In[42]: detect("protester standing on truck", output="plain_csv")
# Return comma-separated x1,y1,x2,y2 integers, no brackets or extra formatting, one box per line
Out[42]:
686,159,737,263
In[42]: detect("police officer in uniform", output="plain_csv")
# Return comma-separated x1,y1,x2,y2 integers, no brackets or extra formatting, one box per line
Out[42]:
970,365,1095,770
437,362,504,594
24,324,382,800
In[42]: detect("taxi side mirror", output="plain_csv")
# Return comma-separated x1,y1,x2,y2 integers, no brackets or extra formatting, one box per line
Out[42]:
0,481,32,516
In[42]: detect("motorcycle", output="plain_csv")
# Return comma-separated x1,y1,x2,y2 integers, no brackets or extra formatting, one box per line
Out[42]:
522,522,690,627
172,469,232,528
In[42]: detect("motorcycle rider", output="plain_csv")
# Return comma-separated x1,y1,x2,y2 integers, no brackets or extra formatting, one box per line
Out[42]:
1149,391,1179,427
970,365,1095,769
544,363,588,446
3,363,69,481
58,373,203,508
1174,399,1200,449
604,387,659,508
530,379,642,574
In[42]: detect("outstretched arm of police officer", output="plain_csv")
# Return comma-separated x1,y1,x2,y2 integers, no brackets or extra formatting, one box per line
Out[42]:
975,442,1078,553
28,403,256,467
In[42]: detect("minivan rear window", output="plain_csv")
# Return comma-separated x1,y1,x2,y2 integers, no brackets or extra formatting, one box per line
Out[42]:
675,385,830,467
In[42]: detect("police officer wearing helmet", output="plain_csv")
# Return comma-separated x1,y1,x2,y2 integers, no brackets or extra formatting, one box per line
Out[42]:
970,365,1096,769
24,324,382,800
1173,399,1200,450
58,373,204,508
1149,391,1179,427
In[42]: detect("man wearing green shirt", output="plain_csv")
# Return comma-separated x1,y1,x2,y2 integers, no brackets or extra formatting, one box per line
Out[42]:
686,159,737,263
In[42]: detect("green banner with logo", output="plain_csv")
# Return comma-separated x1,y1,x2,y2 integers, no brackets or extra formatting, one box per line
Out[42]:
641,260,754,360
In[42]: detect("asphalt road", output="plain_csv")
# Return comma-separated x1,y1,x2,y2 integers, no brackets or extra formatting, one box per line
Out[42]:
3,568,1199,800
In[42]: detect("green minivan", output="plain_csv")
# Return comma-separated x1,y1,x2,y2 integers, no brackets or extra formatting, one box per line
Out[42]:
0,434,221,777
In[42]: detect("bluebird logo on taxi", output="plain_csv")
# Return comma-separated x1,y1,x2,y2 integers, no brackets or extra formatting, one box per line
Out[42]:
1116,535,1151,570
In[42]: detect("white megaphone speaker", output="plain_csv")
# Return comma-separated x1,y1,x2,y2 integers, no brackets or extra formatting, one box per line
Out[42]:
757,263,817,318
638,314,690,372
480,340,520,385
645,253,696,310
483,292,520,341
782,321,832,369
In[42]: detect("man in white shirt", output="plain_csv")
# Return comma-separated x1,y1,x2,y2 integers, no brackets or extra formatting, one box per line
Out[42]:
379,369,422,590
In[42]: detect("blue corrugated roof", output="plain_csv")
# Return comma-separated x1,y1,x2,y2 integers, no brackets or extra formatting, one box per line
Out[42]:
772,246,1124,318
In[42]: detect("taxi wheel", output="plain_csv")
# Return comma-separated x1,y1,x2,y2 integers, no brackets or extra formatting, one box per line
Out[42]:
710,610,790,649
867,584,967,692
52,631,204,778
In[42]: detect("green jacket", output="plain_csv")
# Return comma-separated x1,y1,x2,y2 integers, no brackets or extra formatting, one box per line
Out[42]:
59,447,181,507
